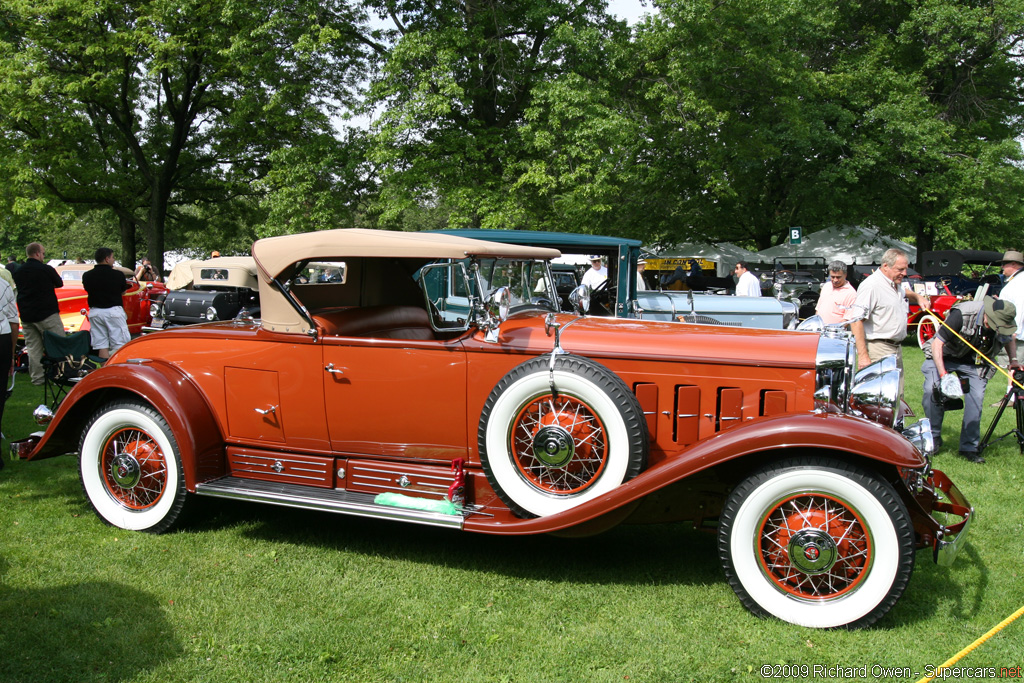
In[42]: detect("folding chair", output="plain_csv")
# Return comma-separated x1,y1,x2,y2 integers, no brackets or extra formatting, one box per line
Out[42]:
41,330,103,409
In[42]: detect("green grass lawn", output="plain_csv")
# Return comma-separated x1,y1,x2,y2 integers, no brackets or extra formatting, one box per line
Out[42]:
2,345,1023,683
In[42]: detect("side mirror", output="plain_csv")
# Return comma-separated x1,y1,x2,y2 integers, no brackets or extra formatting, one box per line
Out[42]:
486,286,511,322
482,286,511,343
568,285,590,316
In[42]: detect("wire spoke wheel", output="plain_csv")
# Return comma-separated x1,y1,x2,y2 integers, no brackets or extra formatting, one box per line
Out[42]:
758,493,871,600
719,457,914,628
80,400,187,533
511,394,607,494
917,314,941,349
100,427,169,511
480,355,647,518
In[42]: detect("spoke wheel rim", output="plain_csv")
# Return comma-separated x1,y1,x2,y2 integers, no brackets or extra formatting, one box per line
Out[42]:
757,493,873,600
100,427,168,511
510,394,607,494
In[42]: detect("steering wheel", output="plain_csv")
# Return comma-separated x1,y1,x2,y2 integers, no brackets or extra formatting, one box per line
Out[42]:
590,278,617,315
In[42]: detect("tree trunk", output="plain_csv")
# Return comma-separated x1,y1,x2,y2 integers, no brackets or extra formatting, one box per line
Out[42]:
148,177,169,275
119,216,136,270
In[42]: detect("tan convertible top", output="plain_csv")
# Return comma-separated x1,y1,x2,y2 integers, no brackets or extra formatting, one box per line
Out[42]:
252,228,561,334
252,228,559,280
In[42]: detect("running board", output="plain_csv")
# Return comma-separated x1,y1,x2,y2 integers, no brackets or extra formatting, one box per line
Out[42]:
195,476,465,529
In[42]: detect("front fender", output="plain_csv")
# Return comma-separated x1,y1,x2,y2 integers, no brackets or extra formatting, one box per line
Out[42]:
20,360,224,490
465,412,924,535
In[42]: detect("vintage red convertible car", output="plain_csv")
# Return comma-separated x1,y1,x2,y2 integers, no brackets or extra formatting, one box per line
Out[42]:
13,229,970,629
54,264,167,335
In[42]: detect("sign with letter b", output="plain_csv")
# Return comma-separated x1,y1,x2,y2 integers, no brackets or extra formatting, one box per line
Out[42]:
789,227,802,245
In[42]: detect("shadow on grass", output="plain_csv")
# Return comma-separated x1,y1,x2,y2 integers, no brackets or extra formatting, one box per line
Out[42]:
183,497,993,629
185,496,724,589
0,576,182,683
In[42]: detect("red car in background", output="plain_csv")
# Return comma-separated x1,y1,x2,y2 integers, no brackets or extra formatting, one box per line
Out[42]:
54,264,167,335
908,290,959,349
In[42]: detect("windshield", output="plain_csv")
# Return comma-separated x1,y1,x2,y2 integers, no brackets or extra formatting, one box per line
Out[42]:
472,258,558,313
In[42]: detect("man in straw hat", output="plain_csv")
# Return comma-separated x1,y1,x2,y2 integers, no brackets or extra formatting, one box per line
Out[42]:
994,250,1024,403
922,295,1020,463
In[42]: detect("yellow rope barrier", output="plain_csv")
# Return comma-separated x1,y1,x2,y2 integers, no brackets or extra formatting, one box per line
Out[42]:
915,602,1024,683
921,306,1024,392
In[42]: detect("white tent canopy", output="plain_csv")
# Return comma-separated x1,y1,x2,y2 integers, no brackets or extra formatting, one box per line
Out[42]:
756,226,916,266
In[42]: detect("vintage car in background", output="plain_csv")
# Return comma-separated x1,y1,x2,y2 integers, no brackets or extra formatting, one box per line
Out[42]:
917,249,1003,297
908,250,1002,348
145,256,260,330
14,228,970,629
754,257,828,320
53,264,167,335
431,230,800,329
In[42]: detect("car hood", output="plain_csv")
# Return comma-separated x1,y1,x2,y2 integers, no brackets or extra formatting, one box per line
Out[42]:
490,313,820,369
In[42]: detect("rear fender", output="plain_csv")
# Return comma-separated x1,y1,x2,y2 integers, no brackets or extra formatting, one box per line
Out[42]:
465,412,924,535
21,360,224,490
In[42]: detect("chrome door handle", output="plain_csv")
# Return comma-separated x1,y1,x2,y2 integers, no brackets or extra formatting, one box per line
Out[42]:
325,363,346,375
254,405,277,415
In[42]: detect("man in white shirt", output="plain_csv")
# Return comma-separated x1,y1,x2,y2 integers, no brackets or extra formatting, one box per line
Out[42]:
994,250,1024,401
733,261,762,297
848,248,929,367
581,256,608,291
636,260,648,292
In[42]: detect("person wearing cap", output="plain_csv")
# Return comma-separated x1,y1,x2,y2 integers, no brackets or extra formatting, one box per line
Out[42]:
922,295,1020,463
995,250,1024,401
211,250,222,258
581,255,607,291
636,259,648,292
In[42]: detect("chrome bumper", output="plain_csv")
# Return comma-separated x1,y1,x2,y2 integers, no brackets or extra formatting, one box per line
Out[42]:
928,469,973,567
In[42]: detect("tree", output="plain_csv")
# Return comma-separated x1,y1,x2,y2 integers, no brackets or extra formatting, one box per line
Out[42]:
364,0,628,231
631,0,1024,251
0,0,373,270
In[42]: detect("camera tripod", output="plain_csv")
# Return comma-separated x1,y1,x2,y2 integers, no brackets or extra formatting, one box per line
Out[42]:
980,373,1024,454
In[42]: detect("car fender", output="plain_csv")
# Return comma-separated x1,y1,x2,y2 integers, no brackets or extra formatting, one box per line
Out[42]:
465,412,924,535
22,360,225,490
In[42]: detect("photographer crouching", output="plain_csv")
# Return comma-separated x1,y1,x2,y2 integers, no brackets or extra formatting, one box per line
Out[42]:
923,296,1020,463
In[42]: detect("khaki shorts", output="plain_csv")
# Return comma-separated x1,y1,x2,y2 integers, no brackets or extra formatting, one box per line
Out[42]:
89,306,130,351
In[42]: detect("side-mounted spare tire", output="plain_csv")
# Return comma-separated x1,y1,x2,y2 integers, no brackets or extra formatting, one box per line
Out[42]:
478,354,648,518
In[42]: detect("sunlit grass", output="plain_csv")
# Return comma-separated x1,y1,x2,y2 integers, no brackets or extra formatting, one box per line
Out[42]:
1,345,1023,683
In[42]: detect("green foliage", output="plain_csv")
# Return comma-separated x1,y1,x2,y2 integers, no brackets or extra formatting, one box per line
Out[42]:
632,0,1024,250
0,0,373,268
364,0,628,231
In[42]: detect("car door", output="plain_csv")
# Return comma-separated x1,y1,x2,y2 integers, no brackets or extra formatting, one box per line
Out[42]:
321,334,469,461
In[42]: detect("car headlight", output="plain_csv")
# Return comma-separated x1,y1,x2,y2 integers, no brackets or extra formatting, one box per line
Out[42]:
902,419,934,459
848,356,902,427
814,335,855,412
205,306,217,321
150,303,161,318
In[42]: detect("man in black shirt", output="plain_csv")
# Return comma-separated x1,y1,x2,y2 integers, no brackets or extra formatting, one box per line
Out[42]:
82,247,131,359
13,242,64,385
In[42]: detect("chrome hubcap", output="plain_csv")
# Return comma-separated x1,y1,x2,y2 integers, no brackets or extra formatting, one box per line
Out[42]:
787,528,838,575
109,451,142,489
532,425,574,468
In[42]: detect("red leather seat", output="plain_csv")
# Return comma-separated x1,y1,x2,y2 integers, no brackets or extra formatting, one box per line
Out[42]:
314,305,433,340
